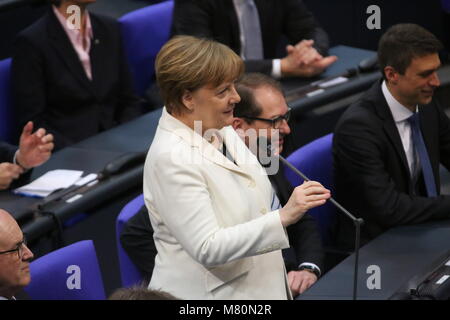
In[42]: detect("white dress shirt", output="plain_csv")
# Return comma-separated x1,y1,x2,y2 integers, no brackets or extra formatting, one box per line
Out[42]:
382,81,419,179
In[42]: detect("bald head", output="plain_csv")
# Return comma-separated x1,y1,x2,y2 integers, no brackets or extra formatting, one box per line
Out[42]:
0,210,21,249
0,209,34,299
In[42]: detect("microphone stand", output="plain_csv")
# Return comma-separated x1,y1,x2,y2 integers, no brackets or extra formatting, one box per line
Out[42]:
275,152,364,300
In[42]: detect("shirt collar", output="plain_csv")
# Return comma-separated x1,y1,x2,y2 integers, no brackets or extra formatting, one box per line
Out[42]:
52,5,93,40
382,80,417,123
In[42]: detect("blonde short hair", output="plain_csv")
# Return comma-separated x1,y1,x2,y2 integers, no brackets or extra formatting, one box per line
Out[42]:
155,35,244,114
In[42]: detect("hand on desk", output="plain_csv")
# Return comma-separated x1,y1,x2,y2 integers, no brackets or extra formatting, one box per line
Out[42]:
16,121,54,170
281,39,338,78
288,270,318,297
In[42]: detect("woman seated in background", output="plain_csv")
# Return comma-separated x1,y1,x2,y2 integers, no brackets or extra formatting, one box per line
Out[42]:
144,35,330,300
11,0,141,150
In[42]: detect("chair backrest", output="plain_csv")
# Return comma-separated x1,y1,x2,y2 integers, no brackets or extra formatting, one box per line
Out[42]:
284,134,337,245
119,0,174,96
116,194,144,287
442,0,450,12
24,240,106,300
0,58,14,143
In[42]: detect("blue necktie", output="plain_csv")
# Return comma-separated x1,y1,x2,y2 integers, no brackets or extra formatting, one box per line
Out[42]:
408,112,437,197
240,0,264,60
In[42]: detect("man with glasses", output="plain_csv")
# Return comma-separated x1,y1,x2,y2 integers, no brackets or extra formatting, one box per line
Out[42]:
0,209,34,300
232,73,324,296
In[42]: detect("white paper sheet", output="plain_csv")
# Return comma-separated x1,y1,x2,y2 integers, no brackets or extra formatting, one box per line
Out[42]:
74,173,98,186
318,76,349,88
14,169,84,198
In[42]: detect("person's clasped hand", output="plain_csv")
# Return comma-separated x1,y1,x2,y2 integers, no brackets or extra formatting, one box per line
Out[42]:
281,39,338,77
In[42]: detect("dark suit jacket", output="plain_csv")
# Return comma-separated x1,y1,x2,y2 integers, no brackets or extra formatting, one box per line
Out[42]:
120,206,156,285
333,81,450,250
171,0,329,75
121,164,325,281
0,142,17,163
11,9,141,150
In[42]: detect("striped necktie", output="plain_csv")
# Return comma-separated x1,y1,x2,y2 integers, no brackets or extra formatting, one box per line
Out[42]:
240,0,264,60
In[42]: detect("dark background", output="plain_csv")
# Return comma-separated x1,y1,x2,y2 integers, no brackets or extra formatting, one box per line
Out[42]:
0,0,448,60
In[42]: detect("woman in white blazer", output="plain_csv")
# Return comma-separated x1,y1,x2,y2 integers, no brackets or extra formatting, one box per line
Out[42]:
144,35,330,299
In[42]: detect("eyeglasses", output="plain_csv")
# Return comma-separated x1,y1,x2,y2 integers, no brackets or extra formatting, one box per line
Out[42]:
0,237,27,260
242,108,291,129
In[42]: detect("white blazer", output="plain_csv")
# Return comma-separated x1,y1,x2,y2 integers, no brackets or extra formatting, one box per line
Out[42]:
144,108,290,300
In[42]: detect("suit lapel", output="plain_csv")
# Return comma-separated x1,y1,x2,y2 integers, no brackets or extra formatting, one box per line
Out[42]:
382,118,410,177
371,84,411,180
221,126,264,178
89,15,105,98
159,108,254,178
47,10,96,95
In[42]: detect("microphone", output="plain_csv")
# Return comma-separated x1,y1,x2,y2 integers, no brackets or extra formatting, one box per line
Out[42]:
258,137,364,300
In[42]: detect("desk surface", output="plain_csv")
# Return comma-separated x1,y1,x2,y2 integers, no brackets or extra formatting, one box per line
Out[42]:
282,45,379,113
299,221,450,300
0,146,142,241
74,108,162,153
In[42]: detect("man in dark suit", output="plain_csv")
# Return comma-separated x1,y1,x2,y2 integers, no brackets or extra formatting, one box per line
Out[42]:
11,0,141,150
1,121,54,190
232,72,324,296
171,0,337,78
333,24,450,250
121,73,325,297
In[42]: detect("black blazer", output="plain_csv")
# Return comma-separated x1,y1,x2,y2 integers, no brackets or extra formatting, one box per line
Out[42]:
121,164,325,281
11,10,141,150
171,0,329,75
0,141,17,163
333,81,450,249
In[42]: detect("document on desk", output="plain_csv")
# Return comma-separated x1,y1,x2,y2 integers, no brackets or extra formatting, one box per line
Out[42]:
13,169,84,198
317,76,349,88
